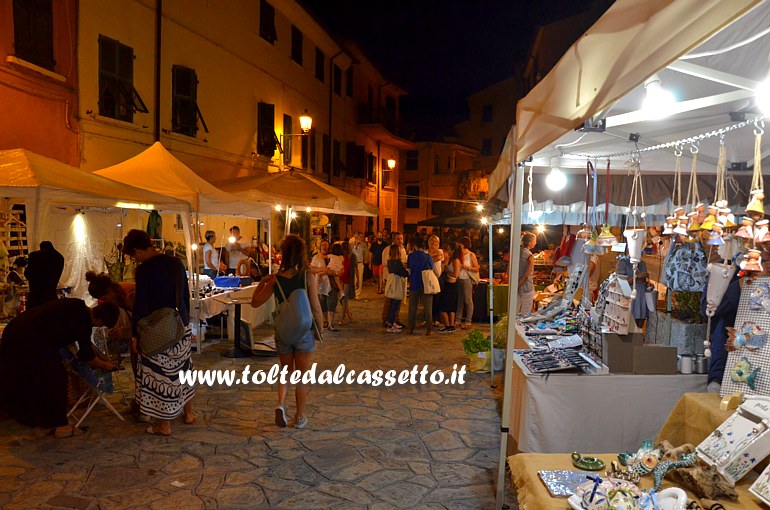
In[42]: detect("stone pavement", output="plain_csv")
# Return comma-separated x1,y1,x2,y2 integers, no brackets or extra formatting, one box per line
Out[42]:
0,285,515,509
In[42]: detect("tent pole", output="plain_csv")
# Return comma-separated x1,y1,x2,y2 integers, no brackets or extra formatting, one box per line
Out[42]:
193,210,201,355
489,219,495,388
268,218,272,275
496,130,522,510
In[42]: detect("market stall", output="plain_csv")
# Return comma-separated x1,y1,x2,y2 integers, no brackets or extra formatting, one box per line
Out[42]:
487,0,770,507
0,148,189,304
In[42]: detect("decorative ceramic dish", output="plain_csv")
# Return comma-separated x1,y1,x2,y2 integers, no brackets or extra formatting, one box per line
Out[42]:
567,487,687,510
572,452,606,471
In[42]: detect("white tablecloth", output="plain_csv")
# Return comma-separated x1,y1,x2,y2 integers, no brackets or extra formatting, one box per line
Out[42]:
509,353,708,453
197,285,275,341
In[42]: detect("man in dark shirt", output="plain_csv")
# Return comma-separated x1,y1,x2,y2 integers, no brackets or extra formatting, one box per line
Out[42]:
25,241,65,308
369,232,387,294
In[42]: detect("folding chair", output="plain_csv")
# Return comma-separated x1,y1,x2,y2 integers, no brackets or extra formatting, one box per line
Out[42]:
60,347,125,428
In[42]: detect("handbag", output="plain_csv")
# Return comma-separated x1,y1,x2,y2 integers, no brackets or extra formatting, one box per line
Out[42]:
662,242,708,292
468,270,480,285
273,273,315,343
385,274,406,300
137,307,185,357
422,269,441,295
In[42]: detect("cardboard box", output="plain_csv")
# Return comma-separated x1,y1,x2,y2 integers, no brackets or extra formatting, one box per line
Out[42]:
632,345,678,374
603,332,645,374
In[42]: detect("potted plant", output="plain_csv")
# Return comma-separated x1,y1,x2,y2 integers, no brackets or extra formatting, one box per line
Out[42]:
646,290,707,354
462,329,492,373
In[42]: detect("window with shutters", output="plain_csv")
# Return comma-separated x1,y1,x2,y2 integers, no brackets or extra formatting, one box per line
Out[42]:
301,132,309,169
259,0,277,44
333,139,341,176
333,65,342,96
406,186,420,209
98,35,148,123
345,68,354,97
290,26,302,65
367,153,376,184
172,66,208,137
283,114,293,166
257,102,275,158
381,159,393,189
406,150,418,171
13,0,54,70
315,48,324,82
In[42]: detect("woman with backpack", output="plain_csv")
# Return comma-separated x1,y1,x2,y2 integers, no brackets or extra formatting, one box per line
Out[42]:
250,235,323,429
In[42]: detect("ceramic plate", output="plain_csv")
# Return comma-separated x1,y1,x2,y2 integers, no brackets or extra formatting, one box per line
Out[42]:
567,487,687,510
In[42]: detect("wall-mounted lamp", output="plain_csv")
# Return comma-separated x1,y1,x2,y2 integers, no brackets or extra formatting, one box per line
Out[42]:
386,158,396,170
642,74,675,120
299,110,313,133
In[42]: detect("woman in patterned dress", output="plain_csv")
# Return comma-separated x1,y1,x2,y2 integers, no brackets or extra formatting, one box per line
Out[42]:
122,229,195,436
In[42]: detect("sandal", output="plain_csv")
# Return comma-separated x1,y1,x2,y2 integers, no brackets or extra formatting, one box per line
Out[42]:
54,425,88,438
146,425,171,436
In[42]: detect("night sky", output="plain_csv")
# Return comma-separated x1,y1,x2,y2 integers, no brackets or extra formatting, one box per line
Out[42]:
301,0,601,139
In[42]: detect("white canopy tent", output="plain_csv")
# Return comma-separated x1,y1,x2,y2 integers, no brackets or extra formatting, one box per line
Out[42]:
491,0,767,507
0,148,190,300
214,170,378,234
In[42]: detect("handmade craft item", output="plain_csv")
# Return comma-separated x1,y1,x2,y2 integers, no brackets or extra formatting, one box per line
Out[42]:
707,224,725,246
741,248,763,272
756,219,770,244
703,262,736,357
572,452,606,471
734,217,754,240
726,321,767,352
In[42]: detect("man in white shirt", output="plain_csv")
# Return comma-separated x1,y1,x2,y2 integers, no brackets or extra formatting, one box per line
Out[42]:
226,226,250,275
350,231,367,299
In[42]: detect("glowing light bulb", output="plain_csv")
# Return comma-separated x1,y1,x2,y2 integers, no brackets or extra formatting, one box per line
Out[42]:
191,243,198,250
481,217,488,225
116,223,122,228
306,207,311,213
476,203,483,212
228,236,236,244
290,212,297,219
536,224,546,234
275,204,282,212
757,77,770,115
545,168,567,191
498,228,505,234
642,75,676,120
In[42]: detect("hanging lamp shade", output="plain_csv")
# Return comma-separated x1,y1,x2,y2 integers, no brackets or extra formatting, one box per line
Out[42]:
596,225,617,246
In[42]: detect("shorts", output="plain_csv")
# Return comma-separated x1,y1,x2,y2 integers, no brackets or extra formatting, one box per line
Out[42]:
275,329,315,355
319,289,339,313
343,283,355,300
372,264,383,276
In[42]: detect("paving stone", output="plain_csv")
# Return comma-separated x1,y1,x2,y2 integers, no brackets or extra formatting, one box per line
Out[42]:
216,485,266,508
158,471,202,491
316,481,373,504
45,494,93,510
423,484,493,503
459,433,499,449
358,470,411,491
395,419,440,433
442,405,498,420
0,466,26,478
411,475,438,488
164,454,203,474
421,429,465,451
408,461,432,475
7,481,64,509
432,463,490,487
331,460,384,482
373,481,430,508
270,458,323,484
148,491,204,510
224,468,266,485
304,444,362,474
277,490,345,508
430,449,473,462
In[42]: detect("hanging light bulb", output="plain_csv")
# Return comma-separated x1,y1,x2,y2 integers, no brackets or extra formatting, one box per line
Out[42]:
642,75,675,120
191,243,198,250
757,77,770,115
228,235,236,244
545,167,567,191
480,217,488,225
536,224,546,234
497,228,505,234
306,207,312,213
290,212,297,219
476,203,483,212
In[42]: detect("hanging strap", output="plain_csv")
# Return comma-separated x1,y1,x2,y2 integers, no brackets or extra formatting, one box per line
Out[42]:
604,159,611,224
685,144,700,211
715,136,727,204
585,161,592,224
672,146,682,208
592,162,599,227
753,127,764,191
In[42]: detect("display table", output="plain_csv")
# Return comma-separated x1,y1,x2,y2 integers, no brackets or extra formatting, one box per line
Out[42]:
508,452,763,510
509,354,708,453
198,285,275,342
656,392,732,447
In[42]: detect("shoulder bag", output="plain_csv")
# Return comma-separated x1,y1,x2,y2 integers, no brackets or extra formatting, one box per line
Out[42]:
422,269,441,295
468,253,481,285
137,270,185,357
273,272,315,343
385,273,406,300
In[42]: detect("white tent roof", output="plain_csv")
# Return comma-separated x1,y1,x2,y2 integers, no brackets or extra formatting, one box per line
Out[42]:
489,0,764,201
215,171,379,217
94,142,271,218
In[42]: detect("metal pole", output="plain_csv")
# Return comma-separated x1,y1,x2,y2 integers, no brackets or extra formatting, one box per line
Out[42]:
496,127,521,510
489,220,495,388
267,218,272,275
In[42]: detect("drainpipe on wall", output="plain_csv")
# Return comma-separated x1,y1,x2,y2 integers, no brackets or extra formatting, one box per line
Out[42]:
154,0,162,142
327,51,343,185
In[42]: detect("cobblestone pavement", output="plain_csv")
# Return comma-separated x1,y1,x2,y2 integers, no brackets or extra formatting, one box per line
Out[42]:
0,285,514,509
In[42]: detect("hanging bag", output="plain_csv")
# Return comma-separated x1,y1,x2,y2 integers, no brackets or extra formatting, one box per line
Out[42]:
137,269,185,357
422,269,441,294
385,273,406,300
662,242,708,292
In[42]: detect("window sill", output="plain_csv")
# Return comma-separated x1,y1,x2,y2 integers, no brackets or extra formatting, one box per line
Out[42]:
6,56,66,83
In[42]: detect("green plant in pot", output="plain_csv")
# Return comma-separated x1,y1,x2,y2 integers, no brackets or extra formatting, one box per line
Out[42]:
462,329,493,373
672,290,707,354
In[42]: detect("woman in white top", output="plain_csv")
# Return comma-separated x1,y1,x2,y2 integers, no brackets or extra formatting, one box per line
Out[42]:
202,231,221,279
428,235,444,327
455,236,479,328
518,232,537,314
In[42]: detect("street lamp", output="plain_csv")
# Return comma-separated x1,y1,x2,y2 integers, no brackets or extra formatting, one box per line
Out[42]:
387,158,396,170
278,110,313,171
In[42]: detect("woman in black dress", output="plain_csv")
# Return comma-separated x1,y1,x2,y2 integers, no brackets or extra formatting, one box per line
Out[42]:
122,229,196,436
0,298,119,437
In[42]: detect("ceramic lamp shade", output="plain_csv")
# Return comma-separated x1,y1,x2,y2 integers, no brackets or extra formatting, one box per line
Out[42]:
582,239,605,255
624,228,645,263
596,225,617,247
